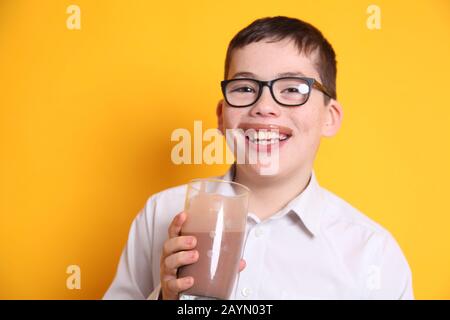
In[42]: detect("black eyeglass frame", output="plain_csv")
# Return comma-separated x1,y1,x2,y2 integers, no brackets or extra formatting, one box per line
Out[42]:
220,76,332,108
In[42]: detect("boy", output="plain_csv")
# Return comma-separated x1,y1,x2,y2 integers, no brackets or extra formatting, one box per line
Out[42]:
104,16,413,299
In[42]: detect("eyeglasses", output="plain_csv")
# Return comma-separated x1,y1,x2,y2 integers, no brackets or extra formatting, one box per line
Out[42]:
221,77,332,108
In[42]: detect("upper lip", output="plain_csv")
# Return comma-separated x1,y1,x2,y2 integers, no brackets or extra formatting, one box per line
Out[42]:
238,122,293,136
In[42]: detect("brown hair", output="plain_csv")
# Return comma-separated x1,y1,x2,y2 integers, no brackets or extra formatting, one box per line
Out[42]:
224,16,337,102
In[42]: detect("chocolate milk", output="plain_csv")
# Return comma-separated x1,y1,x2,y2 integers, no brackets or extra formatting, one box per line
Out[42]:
178,187,248,300
178,230,245,299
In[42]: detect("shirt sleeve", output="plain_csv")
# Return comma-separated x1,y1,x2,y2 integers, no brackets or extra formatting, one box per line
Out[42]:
147,284,162,300
103,196,157,300
366,232,414,300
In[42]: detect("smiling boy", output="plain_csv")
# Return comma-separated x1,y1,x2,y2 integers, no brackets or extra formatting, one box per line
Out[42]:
104,16,413,300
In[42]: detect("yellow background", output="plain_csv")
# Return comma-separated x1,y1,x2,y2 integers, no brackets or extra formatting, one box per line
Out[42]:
1,0,449,299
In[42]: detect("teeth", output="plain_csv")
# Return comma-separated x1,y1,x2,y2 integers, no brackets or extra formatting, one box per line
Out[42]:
245,130,290,144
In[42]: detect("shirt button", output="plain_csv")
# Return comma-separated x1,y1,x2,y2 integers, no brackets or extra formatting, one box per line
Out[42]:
254,227,264,237
241,287,252,297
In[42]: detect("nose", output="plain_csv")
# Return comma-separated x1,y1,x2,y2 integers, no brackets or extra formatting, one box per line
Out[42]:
249,86,281,118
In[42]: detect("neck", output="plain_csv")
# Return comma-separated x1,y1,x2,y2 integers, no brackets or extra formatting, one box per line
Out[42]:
234,164,312,220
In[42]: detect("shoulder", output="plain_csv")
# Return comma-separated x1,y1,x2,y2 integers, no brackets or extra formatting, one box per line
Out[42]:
319,187,413,298
146,183,188,207
319,187,408,265
141,183,188,225
321,187,387,236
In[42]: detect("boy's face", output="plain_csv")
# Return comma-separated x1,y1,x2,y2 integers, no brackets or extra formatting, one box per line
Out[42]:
217,38,342,179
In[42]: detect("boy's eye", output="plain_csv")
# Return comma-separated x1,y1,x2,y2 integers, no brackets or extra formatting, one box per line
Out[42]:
281,87,300,93
279,83,310,95
230,86,256,93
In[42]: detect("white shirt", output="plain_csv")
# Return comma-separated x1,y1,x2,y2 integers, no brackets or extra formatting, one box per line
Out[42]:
103,165,414,300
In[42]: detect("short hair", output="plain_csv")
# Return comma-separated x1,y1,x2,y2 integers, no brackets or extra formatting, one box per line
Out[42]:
224,16,337,102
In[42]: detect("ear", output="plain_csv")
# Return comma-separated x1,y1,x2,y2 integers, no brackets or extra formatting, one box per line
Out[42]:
321,99,343,137
216,99,224,135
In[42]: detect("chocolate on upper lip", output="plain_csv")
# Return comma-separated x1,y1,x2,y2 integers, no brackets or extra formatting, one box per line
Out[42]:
238,122,293,136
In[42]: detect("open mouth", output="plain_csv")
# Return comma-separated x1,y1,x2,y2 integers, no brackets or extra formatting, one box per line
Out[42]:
238,123,293,148
244,130,291,145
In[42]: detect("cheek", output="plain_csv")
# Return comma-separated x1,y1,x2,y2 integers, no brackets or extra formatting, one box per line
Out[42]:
290,108,322,137
223,108,244,129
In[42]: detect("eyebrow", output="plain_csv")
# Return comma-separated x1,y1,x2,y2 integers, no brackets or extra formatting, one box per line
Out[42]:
230,71,307,79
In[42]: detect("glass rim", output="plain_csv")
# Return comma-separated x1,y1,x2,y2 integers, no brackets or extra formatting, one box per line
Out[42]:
187,178,250,197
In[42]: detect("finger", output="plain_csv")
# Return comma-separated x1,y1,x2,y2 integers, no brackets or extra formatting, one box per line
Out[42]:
164,250,199,271
168,211,187,238
238,259,246,272
166,276,195,294
163,236,197,256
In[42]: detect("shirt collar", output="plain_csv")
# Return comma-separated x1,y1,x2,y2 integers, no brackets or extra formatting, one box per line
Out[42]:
282,170,325,236
221,163,325,237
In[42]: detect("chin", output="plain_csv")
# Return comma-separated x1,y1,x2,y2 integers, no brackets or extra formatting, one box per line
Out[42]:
238,161,286,178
